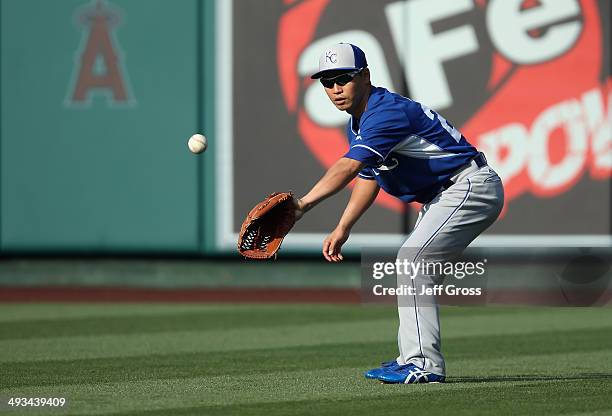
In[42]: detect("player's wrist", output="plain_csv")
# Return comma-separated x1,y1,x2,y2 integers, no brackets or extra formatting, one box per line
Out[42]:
298,196,314,213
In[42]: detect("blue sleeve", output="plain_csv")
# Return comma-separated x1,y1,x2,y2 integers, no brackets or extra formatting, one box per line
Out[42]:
343,109,409,167
358,166,376,180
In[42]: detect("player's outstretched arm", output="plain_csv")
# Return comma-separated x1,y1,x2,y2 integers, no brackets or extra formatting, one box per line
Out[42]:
337,177,380,232
295,157,363,219
323,177,380,262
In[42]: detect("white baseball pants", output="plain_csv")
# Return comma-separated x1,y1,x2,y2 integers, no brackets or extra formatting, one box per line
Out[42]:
396,164,504,376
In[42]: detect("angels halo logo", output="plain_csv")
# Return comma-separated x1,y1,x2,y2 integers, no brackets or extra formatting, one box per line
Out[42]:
277,0,611,213
66,0,135,108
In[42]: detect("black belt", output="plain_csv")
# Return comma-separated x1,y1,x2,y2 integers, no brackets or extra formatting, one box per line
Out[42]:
414,153,488,204
440,152,487,191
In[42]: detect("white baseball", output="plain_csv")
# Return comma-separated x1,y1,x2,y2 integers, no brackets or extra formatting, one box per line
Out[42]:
188,134,208,154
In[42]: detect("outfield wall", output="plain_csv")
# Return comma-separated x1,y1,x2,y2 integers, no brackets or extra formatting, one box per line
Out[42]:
1,0,610,256
1,0,216,254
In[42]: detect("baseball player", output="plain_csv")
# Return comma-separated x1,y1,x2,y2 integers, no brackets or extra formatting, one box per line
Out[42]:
293,43,504,384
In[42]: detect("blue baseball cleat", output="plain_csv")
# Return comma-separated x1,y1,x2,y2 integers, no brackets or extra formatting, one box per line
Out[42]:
377,363,446,384
364,360,401,379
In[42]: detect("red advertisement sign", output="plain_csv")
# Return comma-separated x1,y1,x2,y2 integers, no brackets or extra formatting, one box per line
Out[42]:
277,0,610,213
225,0,610,247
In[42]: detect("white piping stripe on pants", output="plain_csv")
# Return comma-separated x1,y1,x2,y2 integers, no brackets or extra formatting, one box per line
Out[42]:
408,179,472,367
396,166,504,376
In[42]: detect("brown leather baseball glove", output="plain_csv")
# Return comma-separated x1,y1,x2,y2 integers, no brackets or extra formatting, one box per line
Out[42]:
237,192,296,259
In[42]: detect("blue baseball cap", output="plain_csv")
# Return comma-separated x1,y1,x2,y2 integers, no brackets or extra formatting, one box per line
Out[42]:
311,43,368,79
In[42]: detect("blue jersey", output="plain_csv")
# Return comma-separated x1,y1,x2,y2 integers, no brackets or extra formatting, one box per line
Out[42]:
344,86,478,203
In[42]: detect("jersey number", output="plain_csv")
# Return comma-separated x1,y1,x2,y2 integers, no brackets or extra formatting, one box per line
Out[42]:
420,104,462,143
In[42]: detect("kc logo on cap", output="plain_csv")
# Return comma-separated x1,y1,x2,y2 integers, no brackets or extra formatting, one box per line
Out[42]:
311,43,368,79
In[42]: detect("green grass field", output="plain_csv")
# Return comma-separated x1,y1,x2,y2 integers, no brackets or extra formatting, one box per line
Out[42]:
1,303,611,415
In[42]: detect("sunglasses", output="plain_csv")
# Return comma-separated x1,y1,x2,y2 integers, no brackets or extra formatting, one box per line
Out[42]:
320,69,362,88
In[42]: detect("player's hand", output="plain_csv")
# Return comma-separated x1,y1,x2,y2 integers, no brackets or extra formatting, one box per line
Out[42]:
323,226,350,262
